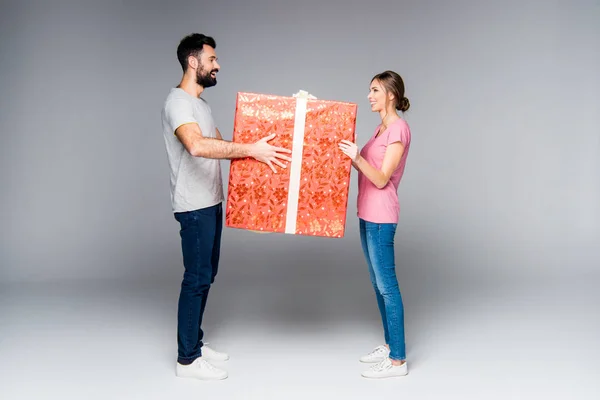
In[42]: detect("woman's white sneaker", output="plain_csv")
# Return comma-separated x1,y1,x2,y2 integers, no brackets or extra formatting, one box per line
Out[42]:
361,358,408,379
176,358,228,380
359,345,390,363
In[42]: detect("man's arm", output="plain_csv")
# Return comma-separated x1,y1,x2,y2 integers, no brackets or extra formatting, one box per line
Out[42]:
175,123,292,172
215,127,223,140
176,123,247,158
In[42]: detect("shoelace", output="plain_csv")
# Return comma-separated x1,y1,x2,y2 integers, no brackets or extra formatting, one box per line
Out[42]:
371,358,393,372
368,346,388,357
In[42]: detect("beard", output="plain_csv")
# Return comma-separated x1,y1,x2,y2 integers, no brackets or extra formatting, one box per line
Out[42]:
196,66,218,88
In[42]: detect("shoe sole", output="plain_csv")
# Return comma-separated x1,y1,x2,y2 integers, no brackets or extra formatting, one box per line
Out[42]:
176,372,228,381
359,357,387,363
361,373,408,379
361,365,408,379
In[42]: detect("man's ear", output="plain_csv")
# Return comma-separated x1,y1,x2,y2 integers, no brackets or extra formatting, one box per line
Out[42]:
188,55,198,70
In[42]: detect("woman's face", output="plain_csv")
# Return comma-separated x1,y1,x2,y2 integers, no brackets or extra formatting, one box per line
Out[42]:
368,79,387,112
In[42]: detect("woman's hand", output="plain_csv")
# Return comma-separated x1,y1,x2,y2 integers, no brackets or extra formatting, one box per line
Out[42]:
338,140,360,163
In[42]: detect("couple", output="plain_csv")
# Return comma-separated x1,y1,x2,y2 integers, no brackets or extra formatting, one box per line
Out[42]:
160,33,412,380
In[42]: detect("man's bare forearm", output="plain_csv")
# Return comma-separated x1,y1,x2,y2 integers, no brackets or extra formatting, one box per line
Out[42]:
191,137,251,159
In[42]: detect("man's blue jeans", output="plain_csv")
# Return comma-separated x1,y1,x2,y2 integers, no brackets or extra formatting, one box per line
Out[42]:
173,203,222,365
359,218,406,361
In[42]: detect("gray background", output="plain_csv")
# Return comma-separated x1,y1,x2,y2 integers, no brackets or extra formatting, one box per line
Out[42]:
1,0,598,285
0,1,599,398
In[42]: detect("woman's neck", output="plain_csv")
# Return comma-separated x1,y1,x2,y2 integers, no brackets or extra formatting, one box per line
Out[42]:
379,109,400,129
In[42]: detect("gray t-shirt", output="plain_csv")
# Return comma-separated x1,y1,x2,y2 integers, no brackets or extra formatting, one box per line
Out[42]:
161,88,224,213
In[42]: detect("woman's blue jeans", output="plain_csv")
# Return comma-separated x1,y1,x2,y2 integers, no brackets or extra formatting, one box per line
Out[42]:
359,218,406,361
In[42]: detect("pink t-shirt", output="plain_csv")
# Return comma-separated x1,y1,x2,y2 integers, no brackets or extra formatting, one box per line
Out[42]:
357,118,411,223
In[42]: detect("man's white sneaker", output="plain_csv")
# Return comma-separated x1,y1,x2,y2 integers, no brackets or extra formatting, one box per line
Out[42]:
361,358,408,379
359,345,390,363
176,358,228,380
202,344,229,362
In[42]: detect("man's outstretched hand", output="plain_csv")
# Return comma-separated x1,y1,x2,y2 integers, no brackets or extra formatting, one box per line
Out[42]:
249,133,292,173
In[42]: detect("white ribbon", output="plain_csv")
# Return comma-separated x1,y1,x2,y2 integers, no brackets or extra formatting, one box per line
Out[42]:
284,90,317,234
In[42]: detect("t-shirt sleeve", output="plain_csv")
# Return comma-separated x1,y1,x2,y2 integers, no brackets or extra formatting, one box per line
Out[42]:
387,122,410,147
164,97,197,135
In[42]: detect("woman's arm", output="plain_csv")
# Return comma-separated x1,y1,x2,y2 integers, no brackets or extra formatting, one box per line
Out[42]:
339,140,405,189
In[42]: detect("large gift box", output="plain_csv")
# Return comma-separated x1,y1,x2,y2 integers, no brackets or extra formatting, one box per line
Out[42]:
225,91,358,238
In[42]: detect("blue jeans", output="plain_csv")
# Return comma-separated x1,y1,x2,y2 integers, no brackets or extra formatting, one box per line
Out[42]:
173,203,222,365
359,218,406,361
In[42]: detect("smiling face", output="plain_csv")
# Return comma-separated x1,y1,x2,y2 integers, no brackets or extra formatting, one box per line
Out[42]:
368,79,391,113
193,44,220,88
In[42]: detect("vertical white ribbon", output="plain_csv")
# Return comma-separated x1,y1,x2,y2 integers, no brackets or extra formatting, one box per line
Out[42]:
285,90,316,234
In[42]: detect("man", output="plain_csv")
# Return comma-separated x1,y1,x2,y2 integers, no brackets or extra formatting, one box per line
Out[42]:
161,33,291,380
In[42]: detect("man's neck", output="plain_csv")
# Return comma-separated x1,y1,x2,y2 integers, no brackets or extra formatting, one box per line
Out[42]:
177,76,204,98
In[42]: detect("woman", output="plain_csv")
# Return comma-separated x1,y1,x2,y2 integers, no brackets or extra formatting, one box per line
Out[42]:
339,70,412,379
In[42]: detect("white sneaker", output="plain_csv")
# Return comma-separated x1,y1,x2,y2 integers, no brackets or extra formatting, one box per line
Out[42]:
176,358,228,380
202,344,230,362
359,345,390,363
361,358,408,379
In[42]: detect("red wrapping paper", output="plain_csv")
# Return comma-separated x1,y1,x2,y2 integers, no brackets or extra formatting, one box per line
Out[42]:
225,91,357,238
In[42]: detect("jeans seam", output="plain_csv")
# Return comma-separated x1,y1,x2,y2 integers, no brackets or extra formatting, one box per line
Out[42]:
184,216,195,357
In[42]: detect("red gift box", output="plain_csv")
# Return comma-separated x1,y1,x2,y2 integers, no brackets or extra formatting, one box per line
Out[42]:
225,91,357,238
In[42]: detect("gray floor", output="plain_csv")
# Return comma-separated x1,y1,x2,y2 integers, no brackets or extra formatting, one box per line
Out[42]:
1,270,599,400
